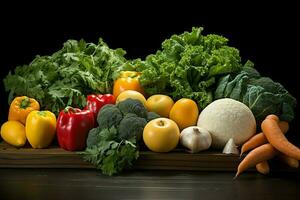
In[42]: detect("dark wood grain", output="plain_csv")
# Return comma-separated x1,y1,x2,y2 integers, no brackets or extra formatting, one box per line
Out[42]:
1,142,299,172
0,168,300,200
0,141,243,171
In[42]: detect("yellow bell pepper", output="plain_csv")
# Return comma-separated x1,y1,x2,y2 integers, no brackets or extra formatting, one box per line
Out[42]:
25,110,56,149
113,71,144,98
8,96,40,124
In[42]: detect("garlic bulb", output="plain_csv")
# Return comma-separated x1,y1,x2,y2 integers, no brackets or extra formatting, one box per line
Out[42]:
222,138,239,155
180,126,212,153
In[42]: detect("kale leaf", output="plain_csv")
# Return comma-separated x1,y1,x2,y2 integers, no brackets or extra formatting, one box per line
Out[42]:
215,66,297,123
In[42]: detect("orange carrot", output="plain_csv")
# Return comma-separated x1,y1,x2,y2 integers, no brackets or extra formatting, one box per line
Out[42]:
277,153,299,168
235,144,278,178
256,161,270,175
240,121,289,155
261,115,300,160
266,114,280,121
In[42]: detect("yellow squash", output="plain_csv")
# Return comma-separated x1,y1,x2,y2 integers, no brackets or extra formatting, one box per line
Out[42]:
8,96,40,124
25,110,56,149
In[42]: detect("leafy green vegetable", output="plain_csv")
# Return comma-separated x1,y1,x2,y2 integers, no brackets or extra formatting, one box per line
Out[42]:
81,138,138,176
114,27,243,108
215,66,297,123
3,38,126,115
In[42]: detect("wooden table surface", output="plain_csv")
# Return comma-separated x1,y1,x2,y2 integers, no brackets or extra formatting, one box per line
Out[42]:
1,168,300,200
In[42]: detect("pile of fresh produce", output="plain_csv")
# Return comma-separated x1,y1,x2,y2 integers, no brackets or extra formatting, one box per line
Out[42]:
1,27,299,177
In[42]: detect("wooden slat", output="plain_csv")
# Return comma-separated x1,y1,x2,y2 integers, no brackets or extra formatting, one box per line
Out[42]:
1,142,298,172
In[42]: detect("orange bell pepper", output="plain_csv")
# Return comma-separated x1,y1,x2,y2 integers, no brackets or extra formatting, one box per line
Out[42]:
8,96,40,124
113,71,144,98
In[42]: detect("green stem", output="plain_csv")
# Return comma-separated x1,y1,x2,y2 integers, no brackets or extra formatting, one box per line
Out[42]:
20,97,30,109
37,111,47,117
64,106,75,113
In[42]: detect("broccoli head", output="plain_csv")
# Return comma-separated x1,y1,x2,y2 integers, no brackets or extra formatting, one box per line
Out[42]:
97,104,123,130
117,98,147,119
118,113,147,141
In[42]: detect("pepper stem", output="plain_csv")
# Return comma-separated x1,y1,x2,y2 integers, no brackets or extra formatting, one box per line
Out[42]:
64,106,76,113
20,97,30,109
37,111,47,117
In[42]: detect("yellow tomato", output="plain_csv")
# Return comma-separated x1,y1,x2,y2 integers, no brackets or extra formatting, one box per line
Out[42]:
0,121,26,147
143,118,180,152
113,71,144,99
146,95,174,118
169,98,199,130
25,110,56,149
116,90,147,107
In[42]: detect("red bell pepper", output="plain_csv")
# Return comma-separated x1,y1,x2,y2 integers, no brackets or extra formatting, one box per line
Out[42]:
57,106,95,151
84,94,115,120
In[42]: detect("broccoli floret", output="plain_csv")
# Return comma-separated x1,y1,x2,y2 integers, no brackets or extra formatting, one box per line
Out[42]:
86,127,101,148
86,126,118,148
117,98,147,119
97,104,123,130
118,113,147,141
147,112,160,122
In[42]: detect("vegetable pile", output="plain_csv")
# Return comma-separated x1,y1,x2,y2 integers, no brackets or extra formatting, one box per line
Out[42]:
1,26,298,177
4,27,296,123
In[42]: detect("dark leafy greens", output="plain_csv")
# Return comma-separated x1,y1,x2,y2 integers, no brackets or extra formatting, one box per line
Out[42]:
215,65,297,123
3,39,126,115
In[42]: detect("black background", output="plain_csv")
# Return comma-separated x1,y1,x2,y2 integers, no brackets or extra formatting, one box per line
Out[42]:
0,1,299,144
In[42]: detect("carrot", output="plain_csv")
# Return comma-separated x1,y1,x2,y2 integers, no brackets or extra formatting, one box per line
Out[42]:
256,161,270,175
261,115,300,160
277,153,299,168
266,114,280,121
235,144,278,178
240,121,289,155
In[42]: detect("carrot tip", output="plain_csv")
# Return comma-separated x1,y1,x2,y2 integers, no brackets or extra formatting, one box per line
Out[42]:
233,172,239,179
